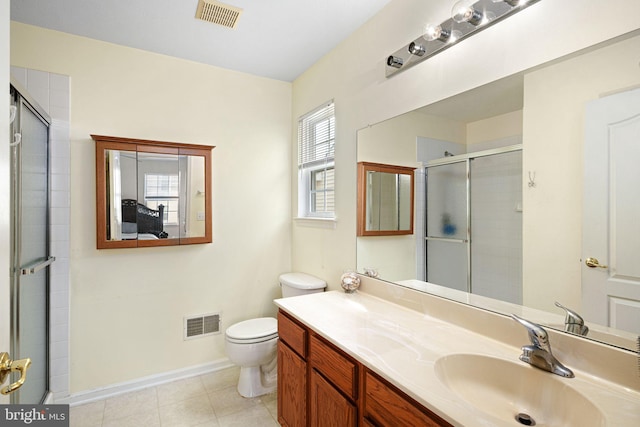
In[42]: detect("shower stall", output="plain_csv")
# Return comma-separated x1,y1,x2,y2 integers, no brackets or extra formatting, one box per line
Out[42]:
425,146,523,304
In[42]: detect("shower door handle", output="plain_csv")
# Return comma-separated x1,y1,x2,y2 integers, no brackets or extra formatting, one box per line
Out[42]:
585,257,607,269
20,256,56,276
0,352,32,395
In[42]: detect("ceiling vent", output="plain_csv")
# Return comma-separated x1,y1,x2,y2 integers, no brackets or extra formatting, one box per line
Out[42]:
196,0,243,29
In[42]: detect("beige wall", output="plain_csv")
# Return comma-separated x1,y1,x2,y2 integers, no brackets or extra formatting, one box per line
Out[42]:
10,23,292,393
291,0,640,292
522,34,640,312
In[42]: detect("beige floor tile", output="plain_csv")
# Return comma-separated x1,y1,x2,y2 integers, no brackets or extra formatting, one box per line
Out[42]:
208,385,262,419
102,408,161,427
103,387,158,421
69,400,104,427
200,367,240,393
159,394,217,427
157,376,207,406
264,397,278,421
217,404,279,427
209,386,262,419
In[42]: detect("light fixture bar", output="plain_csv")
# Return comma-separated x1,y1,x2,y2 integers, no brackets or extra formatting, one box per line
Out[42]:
385,0,541,77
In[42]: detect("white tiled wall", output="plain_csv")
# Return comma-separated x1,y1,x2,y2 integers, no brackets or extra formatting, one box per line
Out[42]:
11,66,71,401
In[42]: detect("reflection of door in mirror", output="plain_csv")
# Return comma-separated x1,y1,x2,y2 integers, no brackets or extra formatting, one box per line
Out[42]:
582,88,640,336
94,135,214,249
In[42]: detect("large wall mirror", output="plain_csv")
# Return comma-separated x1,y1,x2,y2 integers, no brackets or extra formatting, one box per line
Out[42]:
357,162,415,236
93,135,214,249
356,31,640,352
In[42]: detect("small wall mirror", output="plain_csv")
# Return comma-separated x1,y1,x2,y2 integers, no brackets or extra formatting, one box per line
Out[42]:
357,162,415,236
93,135,214,249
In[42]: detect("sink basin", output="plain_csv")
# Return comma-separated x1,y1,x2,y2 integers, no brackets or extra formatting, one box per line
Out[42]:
434,354,605,426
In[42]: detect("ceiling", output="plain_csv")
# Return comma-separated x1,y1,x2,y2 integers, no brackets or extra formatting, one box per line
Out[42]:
10,0,392,82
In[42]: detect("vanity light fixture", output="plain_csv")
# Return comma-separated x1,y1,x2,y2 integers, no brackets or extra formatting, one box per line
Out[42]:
385,0,541,77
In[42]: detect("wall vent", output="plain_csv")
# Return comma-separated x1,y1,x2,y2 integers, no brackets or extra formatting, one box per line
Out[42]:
195,0,243,29
184,313,221,340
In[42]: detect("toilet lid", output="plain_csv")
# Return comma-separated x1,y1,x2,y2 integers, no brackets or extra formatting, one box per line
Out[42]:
226,317,277,340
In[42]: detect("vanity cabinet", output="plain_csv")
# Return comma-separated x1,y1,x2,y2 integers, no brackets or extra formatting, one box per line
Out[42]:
277,309,451,427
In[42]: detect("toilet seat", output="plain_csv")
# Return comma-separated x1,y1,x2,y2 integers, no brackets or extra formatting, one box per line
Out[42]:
226,317,278,344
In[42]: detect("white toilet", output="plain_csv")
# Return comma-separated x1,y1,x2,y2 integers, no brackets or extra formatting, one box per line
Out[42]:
225,272,326,398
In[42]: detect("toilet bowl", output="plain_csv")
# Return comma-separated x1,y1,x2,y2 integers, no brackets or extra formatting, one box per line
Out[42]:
224,272,326,398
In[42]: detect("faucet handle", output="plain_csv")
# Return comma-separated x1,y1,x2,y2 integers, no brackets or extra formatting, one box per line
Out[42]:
511,314,550,352
554,302,589,336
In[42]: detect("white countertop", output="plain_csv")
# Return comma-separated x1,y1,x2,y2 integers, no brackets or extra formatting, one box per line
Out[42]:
275,290,640,427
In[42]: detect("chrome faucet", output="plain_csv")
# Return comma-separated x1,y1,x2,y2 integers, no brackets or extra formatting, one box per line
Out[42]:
511,314,574,378
555,302,589,336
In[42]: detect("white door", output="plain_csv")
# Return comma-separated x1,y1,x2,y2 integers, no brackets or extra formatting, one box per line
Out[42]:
582,87,640,335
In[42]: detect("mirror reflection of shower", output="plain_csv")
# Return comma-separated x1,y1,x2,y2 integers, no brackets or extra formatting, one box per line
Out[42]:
423,144,523,304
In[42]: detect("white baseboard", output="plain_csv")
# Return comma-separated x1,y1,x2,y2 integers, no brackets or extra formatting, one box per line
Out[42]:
56,358,234,407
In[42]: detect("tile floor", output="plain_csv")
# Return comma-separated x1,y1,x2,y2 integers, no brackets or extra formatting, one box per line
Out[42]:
69,366,280,427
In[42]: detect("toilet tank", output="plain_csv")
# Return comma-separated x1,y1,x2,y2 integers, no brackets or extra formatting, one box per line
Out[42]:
279,272,326,298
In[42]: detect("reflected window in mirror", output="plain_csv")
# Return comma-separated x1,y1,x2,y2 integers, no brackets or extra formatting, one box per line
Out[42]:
357,162,415,236
93,135,214,249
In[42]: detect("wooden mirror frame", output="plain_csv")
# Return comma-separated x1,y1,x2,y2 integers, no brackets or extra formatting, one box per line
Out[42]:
93,134,214,249
357,162,416,237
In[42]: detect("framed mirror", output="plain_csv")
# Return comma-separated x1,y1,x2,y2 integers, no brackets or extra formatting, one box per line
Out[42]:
93,135,214,249
357,162,415,236
355,31,640,352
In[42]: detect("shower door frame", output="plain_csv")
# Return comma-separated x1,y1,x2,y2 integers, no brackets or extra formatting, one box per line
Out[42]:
425,144,522,294
10,82,53,404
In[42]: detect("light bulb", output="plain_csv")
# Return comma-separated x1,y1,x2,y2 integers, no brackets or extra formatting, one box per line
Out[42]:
423,24,451,42
451,0,483,25
387,55,403,69
408,42,426,56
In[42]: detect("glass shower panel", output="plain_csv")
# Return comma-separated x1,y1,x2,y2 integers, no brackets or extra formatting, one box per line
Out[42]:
15,100,50,403
426,162,468,240
470,151,523,304
426,161,469,292
426,240,469,292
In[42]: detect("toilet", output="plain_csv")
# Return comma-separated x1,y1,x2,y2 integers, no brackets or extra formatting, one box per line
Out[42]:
225,272,326,398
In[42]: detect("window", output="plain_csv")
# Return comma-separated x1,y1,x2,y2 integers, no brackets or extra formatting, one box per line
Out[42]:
144,173,179,224
298,101,335,218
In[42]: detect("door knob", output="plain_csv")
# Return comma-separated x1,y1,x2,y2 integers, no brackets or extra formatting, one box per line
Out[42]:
0,352,32,395
585,257,608,269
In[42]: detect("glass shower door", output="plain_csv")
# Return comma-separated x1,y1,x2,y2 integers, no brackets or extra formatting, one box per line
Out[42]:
470,150,523,304
425,160,469,292
11,92,52,403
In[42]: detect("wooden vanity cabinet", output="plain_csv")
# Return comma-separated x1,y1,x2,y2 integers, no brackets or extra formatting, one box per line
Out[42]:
277,309,452,427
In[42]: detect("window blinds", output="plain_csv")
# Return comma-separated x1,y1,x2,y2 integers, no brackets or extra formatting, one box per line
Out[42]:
298,101,335,167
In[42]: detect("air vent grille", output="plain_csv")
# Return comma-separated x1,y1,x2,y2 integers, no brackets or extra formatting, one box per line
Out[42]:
196,0,243,29
184,313,221,340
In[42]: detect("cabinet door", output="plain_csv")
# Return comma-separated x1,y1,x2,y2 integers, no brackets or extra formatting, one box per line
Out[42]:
310,369,357,427
278,341,307,427
364,371,451,427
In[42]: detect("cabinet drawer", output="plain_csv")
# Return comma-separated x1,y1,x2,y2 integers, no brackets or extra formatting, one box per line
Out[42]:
364,371,451,427
309,334,358,400
278,310,307,358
